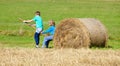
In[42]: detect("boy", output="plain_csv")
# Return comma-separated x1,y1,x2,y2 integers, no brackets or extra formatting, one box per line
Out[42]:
42,20,55,48
23,11,43,48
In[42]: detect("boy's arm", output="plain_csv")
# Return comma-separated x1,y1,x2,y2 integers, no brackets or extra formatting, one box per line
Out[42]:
42,27,52,34
23,16,37,23
23,20,33,23
19,18,33,23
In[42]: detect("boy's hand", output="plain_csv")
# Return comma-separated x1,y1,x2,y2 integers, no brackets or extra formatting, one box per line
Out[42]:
41,31,43,34
23,20,28,23
23,20,26,23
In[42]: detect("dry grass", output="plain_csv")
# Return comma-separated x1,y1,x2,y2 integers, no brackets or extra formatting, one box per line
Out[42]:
0,48,120,66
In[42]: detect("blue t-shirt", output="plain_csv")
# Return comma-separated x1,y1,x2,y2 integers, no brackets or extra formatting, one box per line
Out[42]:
32,15,43,29
42,26,55,35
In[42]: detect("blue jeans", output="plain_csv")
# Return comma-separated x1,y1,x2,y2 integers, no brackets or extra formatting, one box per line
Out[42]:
42,35,53,48
34,28,42,45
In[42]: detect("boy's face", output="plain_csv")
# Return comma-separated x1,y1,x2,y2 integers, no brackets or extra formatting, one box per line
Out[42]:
35,13,37,15
35,13,39,16
49,21,53,26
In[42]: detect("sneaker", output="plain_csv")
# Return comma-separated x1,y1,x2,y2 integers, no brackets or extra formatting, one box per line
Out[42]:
35,45,39,48
42,44,46,48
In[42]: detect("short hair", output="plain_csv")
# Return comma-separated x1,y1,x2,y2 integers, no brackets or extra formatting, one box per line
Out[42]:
35,11,40,16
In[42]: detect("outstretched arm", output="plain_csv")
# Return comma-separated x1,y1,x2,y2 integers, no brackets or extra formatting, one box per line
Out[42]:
23,20,33,23
42,27,52,34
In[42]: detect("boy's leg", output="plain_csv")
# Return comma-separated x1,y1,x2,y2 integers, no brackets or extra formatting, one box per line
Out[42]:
42,35,53,48
46,40,52,48
34,32,40,45
34,28,42,48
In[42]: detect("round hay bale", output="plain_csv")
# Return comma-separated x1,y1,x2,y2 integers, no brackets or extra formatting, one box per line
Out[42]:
53,18,108,48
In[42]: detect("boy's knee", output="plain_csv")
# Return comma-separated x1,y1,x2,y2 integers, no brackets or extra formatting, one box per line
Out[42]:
44,37,48,40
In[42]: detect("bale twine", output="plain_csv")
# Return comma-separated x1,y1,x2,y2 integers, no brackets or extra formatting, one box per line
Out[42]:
53,18,108,48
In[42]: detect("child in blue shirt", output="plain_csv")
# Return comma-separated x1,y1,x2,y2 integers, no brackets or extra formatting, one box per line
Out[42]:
23,11,43,48
42,20,55,48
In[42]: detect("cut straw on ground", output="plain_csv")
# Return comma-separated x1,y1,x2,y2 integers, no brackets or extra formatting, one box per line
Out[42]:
0,48,120,66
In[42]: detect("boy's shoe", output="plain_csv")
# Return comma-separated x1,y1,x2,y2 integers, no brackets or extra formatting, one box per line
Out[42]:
42,44,46,48
35,45,39,48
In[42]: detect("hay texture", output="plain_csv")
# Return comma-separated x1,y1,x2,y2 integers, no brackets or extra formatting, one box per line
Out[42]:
53,18,108,48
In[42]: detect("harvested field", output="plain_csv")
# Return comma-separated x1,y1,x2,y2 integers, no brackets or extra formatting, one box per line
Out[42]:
0,48,120,66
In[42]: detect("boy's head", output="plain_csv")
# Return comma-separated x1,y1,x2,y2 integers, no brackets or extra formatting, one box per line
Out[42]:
35,11,40,16
49,20,55,26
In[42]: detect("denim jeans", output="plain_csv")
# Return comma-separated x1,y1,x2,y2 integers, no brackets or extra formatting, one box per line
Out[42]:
34,28,42,45
42,35,53,48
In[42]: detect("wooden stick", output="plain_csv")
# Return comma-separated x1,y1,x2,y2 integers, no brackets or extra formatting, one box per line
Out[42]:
18,18,35,29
